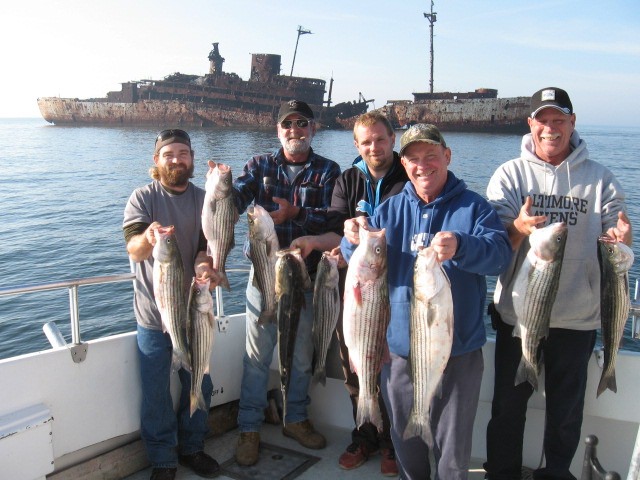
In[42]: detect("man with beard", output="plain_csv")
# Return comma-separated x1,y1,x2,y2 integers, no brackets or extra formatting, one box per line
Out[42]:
233,100,341,467
123,129,221,480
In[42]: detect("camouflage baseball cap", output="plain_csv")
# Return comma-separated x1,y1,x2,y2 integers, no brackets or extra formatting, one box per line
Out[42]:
399,123,447,156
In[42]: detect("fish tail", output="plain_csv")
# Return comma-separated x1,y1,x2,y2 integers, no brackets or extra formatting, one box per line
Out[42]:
258,309,276,325
171,349,192,373
403,413,433,447
356,395,382,431
515,357,538,390
281,384,288,426
189,390,206,417
220,271,230,291
312,367,326,387
597,370,617,397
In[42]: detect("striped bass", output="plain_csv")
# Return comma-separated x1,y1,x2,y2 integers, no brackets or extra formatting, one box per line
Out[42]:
247,205,280,325
202,162,238,291
597,236,634,397
152,225,190,371
343,227,390,431
187,276,215,416
275,247,310,424
404,246,453,447
312,252,341,386
512,222,568,390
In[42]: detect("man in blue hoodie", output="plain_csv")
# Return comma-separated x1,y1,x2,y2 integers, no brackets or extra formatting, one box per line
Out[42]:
340,124,512,479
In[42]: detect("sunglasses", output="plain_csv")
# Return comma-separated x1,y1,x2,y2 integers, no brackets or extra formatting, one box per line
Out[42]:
280,119,310,129
155,129,191,145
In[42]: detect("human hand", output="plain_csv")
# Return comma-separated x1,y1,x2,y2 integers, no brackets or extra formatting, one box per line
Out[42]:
344,217,369,245
270,197,299,225
290,235,316,259
330,246,348,269
431,231,458,262
145,221,163,246
513,196,546,237
606,211,633,246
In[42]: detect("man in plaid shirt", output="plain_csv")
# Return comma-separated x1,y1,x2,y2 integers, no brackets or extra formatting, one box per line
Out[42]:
233,100,341,467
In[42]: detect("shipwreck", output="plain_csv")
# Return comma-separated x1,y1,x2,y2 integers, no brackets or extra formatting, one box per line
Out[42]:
37,42,370,129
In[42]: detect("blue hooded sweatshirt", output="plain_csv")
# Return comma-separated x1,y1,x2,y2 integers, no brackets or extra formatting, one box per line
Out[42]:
341,171,512,358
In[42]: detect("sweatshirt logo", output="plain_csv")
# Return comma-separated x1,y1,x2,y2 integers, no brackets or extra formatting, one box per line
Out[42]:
356,200,374,217
411,232,432,251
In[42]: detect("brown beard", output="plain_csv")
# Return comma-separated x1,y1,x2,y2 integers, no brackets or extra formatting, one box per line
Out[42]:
158,163,194,187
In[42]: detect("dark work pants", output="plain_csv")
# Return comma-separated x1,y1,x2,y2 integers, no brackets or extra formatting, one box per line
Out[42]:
484,314,596,480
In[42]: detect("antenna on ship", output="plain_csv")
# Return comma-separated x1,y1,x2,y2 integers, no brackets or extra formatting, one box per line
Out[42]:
423,1,437,93
290,25,312,76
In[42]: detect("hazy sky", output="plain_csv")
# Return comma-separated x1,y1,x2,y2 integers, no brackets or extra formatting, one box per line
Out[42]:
3,0,639,126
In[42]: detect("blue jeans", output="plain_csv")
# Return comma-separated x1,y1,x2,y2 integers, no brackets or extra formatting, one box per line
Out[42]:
237,270,313,431
137,324,213,468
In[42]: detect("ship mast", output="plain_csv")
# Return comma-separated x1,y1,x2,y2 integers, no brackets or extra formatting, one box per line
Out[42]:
290,26,312,76
423,1,437,93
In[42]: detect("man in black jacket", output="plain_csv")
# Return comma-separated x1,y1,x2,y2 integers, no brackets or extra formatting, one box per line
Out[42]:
292,111,407,476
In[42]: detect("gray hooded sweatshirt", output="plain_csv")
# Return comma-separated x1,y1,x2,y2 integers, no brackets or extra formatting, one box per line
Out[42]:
487,130,627,330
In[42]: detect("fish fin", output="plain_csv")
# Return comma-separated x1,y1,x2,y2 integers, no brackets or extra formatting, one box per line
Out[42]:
220,272,231,291
403,413,433,447
515,357,538,390
356,395,383,431
312,368,327,387
352,282,363,306
190,391,206,418
597,371,617,397
258,310,276,325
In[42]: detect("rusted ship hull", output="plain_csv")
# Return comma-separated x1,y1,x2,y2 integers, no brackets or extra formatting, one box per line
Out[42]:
377,96,531,133
37,43,369,130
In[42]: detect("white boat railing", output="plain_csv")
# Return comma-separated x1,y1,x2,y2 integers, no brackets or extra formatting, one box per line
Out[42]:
0,267,252,363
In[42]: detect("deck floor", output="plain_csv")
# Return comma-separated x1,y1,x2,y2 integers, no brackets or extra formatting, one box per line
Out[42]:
125,421,488,480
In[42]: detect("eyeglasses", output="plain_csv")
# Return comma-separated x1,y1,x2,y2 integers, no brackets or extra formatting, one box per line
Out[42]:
155,129,191,145
280,119,309,129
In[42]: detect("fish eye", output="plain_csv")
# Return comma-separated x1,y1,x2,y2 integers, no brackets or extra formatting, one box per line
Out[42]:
375,247,381,254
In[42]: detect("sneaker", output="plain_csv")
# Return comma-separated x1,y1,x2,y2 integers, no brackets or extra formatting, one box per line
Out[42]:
282,419,327,449
150,467,177,480
380,448,399,477
235,431,260,466
178,451,220,478
338,442,376,470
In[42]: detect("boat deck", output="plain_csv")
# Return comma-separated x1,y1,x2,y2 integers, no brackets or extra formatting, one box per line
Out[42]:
125,421,489,480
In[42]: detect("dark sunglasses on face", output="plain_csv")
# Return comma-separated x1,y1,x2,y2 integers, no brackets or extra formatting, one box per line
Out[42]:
280,119,309,129
155,128,191,144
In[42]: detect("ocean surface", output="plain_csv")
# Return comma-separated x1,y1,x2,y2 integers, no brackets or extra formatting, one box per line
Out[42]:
1,118,640,360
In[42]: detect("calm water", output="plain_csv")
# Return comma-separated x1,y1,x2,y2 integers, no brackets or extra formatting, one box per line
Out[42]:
1,118,640,360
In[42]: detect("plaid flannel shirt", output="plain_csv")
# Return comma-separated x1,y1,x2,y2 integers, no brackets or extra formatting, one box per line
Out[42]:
233,147,341,272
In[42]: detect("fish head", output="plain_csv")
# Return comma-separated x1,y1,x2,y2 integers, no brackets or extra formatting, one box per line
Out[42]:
357,227,387,280
247,204,275,240
189,277,213,312
414,246,448,299
529,222,568,263
317,252,340,287
205,162,233,198
152,225,180,262
598,235,635,275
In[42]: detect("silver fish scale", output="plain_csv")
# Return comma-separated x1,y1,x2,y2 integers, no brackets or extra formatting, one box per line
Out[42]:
249,235,278,325
312,254,340,385
204,194,236,287
405,247,453,446
597,240,632,397
515,258,563,389
351,278,389,430
187,280,215,416
153,234,190,369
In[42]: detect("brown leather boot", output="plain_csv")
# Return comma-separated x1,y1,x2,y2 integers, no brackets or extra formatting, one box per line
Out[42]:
282,419,326,449
235,431,260,466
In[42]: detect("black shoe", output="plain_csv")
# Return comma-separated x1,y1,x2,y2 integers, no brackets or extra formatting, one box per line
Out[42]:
178,451,220,478
150,467,177,480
